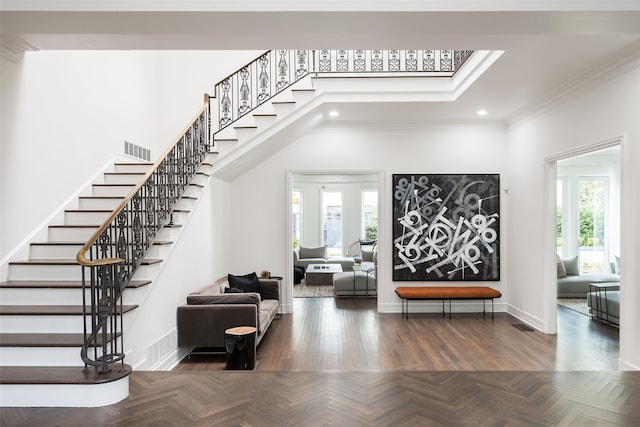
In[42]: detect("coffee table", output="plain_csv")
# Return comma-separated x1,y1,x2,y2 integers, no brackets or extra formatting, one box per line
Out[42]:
305,263,343,286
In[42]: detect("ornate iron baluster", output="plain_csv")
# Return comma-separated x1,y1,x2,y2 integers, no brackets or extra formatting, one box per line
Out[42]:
319,50,331,72
423,50,435,71
219,78,232,127
337,50,348,72
406,50,418,71
258,55,270,104
372,50,383,72
238,67,251,116
354,50,366,72
440,50,453,71
276,50,289,92
296,50,308,77
389,50,401,71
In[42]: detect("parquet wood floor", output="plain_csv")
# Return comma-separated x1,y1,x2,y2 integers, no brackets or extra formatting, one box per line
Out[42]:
3,299,635,426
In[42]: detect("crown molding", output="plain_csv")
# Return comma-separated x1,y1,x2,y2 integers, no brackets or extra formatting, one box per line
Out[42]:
1,35,38,62
508,40,640,128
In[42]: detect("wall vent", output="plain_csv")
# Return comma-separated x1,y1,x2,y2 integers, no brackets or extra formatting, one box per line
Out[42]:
124,141,151,162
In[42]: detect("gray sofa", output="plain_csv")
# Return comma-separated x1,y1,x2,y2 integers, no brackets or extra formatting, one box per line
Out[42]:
333,247,377,296
587,289,620,325
177,275,279,353
557,255,620,297
294,245,355,271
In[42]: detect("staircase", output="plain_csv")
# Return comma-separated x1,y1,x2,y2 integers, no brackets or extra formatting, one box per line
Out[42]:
0,160,213,407
0,49,483,407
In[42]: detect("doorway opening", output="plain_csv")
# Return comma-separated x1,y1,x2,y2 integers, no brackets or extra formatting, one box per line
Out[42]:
552,143,621,331
286,171,382,309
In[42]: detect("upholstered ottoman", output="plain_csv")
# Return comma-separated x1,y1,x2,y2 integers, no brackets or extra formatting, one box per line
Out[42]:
327,256,355,271
333,270,376,296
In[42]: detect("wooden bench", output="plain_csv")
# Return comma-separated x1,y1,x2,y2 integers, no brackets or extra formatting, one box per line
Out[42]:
395,286,501,319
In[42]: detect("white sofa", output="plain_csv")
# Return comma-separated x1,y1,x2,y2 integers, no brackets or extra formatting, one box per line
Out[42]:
557,255,619,298
294,246,355,272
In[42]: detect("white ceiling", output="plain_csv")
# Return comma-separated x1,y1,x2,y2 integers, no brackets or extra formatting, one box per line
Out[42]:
2,1,640,125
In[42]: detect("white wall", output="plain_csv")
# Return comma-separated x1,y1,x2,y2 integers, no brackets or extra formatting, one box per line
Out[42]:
0,50,261,262
507,61,640,369
227,124,508,313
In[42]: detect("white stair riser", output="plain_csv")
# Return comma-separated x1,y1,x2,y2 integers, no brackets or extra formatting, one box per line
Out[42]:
292,90,316,103
272,103,297,116
175,198,197,211
212,140,238,155
48,227,98,242
253,115,278,128
0,288,139,306
0,315,90,333
191,174,209,186
91,185,135,197
103,174,145,185
78,197,124,210
8,264,81,281
9,263,158,281
30,244,83,260
234,127,258,140
183,186,203,198
31,241,168,260
64,211,112,226
0,347,83,367
114,163,152,173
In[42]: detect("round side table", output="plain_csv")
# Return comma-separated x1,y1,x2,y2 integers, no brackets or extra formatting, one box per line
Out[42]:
224,326,257,370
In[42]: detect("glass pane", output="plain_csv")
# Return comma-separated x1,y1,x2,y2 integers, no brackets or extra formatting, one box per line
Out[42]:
362,191,378,241
292,191,302,249
322,192,342,256
578,179,605,273
556,180,563,257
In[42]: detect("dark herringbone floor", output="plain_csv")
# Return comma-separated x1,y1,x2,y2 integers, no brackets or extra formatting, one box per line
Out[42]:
3,300,637,426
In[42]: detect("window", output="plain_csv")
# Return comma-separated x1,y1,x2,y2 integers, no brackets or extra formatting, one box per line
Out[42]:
362,191,378,240
578,178,607,273
322,191,342,256
556,179,565,257
292,191,302,249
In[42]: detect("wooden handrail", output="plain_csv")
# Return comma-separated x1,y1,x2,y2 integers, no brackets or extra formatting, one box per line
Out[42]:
76,93,210,267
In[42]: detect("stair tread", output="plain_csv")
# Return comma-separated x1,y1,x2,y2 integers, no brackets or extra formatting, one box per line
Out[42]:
253,113,277,117
0,304,138,315
0,280,151,289
0,332,120,347
92,183,135,187
65,209,113,213
0,364,132,385
49,224,99,229
78,196,125,200
9,258,162,266
234,125,258,129
214,138,239,142
104,172,146,176
30,240,172,246
272,101,296,105
292,88,316,92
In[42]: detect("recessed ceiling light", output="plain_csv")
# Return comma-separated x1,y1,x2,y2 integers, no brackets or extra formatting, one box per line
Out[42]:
328,110,339,117
477,109,488,116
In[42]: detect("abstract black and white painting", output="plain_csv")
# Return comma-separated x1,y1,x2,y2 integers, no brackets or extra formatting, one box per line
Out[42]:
393,174,500,281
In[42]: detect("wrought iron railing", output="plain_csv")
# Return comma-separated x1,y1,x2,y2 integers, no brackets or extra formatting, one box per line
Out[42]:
76,95,210,376
213,49,473,133
77,49,473,377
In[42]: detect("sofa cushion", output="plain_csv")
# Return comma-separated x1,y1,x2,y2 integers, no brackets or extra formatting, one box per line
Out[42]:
186,292,260,307
224,287,243,294
557,254,567,278
562,256,579,276
299,246,327,259
228,272,260,293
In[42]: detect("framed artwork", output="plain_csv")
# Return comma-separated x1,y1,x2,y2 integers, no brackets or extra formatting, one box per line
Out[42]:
392,174,500,281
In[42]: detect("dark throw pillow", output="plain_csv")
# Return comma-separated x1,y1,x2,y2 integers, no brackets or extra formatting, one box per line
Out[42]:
228,272,260,293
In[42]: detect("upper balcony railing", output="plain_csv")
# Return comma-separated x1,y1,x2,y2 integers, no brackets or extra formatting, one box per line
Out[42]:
213,49,473,133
